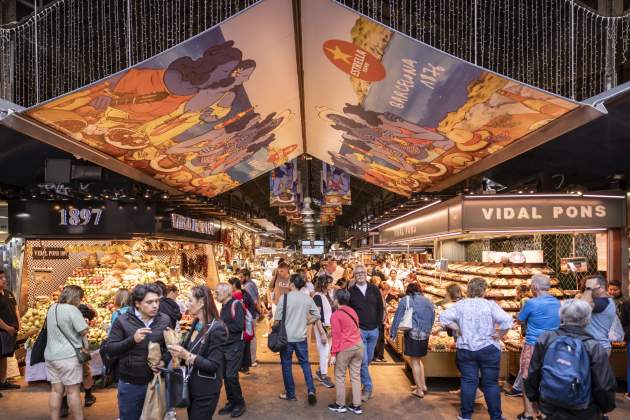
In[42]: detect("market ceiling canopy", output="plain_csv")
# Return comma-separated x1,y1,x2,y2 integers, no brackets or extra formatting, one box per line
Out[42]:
7,0,603,199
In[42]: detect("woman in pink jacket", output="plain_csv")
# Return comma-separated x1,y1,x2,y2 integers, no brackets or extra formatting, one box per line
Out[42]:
327,289,364,415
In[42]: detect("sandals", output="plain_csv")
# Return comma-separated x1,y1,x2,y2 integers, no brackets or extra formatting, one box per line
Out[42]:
412,391,425,399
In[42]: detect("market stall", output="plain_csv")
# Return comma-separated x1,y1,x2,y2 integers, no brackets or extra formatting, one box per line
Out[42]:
378,193,628,379
8,200,226,381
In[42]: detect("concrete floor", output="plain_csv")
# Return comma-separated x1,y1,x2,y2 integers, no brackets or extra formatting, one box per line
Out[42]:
2,362,630,419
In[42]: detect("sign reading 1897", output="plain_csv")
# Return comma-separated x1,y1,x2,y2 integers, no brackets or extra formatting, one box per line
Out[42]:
58,207,103,226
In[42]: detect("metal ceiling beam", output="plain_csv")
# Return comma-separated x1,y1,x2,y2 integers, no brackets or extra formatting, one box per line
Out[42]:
1,113,182,195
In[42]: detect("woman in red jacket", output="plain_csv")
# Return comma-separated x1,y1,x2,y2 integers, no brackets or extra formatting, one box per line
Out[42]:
327,289,364,415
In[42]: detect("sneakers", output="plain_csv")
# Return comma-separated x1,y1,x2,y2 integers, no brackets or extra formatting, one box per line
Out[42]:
347,404,363,415
0,381,20,390
218,403,235,415
328,403,347,413
505,388,523,397
625,393,630,401
278,393,297,401
308,391,317,405
251,361,259,367
84,393,96,407
315,371,335,388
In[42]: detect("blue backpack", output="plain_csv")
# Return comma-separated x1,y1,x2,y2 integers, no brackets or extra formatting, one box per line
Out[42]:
540,334,592,410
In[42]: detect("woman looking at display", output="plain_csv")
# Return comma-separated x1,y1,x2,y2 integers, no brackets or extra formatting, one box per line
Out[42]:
389,282,435,398
109,288,130,331
328,289,364,415
44,285,89,420
167,285,228,420
313,274,335,388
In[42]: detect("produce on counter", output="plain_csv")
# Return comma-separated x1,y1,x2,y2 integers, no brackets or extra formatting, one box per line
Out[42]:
21,251,204,349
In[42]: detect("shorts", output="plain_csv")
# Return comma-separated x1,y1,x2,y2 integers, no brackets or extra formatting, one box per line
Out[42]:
519,343,535,380
46,357,82,386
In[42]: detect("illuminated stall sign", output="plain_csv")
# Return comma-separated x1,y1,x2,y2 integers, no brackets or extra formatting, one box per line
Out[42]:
9,201,156,237
378,195,625,243
170,214,220,236
32,247,69,260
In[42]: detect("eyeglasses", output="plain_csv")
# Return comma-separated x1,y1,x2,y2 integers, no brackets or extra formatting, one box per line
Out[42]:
354,272,367,276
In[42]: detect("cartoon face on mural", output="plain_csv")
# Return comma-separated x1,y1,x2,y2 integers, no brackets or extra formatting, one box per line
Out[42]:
26,0,302,198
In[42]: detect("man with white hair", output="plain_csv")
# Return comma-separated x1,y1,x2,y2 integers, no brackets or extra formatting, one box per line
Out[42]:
580,275,617,355
515,275,561,420
525,299,616,419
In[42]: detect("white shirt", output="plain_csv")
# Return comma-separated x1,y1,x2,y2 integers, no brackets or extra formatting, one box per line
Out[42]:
134,309,154,328
386,278,404,291
357,283,368,296
301,282,315,296
439,298,513,351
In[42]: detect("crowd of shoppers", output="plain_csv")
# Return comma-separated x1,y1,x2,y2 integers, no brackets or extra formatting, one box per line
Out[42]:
2,256,626,419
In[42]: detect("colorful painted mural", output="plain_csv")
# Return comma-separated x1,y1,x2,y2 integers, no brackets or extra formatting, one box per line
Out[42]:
26,0,302,198
301,0,579,197
321,163,351,206
270,159,299,207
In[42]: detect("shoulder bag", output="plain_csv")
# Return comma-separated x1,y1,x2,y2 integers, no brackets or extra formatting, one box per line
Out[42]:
160,319,217,408
267,293,288,352
55,304,91,364
29,308,49,365
398,296,414,331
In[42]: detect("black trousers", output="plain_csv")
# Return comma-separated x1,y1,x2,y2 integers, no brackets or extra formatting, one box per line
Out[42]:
187,373,221,420
223,341,245,406
241,341,252,369
374,323,385,360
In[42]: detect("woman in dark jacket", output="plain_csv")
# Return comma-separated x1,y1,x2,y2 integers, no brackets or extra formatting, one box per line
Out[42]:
167,285,228,420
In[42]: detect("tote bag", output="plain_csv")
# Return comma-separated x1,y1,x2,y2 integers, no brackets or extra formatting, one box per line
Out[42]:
398,296,413,331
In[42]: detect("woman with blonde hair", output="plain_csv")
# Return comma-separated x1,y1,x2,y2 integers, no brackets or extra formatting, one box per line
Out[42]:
45,285,90,420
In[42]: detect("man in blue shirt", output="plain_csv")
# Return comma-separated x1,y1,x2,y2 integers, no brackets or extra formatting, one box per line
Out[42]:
516,275,561,420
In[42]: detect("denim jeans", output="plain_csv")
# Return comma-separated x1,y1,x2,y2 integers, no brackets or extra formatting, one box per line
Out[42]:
280,340,315,398
456,345,502,420
359,328,379,393
118,380,148,420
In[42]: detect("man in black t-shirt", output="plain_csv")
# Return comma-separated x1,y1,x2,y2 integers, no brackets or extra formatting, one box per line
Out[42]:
0,270,20,393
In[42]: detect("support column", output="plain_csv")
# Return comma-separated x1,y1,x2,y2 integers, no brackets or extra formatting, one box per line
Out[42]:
607,228,629,296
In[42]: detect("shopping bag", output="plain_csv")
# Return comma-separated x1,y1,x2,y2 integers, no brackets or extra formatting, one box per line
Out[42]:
609,315,624,342
398,296,413,331
141,373,167,420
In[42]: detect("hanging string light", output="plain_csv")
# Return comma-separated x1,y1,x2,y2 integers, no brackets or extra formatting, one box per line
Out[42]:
2,0,630,107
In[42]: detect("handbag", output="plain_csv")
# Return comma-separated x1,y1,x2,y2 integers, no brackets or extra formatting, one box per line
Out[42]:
160,365,190,408
267,293,288,353
398,296,413,331
30,308,49,365
55,304,92,364
0,329,17,357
